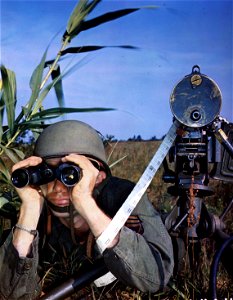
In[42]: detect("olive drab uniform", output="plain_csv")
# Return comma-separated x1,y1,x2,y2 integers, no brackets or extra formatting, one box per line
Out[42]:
0,176,174,299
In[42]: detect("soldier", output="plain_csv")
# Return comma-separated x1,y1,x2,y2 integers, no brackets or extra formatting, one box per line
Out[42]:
0,120,174,299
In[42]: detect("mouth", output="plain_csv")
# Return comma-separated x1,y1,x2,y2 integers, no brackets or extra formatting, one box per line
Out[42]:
49,197,70,207
47,201,70,214
56,200,70,207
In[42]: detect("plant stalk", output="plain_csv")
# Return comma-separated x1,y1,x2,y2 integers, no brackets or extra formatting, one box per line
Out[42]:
0,37,71,155
39,37,70,91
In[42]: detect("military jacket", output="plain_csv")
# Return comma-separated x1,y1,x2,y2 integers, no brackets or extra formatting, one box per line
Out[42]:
0,177,174,299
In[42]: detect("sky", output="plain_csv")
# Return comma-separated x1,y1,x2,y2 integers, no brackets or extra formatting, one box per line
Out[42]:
0,0,232,140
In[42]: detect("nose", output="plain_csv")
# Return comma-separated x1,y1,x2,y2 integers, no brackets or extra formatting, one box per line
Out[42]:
52,179,68,193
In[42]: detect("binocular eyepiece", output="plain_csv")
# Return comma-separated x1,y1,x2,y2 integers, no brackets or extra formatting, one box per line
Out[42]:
11,163,82,188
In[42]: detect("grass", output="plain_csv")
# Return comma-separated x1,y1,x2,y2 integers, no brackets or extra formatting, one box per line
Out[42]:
106,141,171,208
1,140,233,299
105,140,233,300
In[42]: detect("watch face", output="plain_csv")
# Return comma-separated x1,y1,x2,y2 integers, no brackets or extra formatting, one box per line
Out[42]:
170,71,222,128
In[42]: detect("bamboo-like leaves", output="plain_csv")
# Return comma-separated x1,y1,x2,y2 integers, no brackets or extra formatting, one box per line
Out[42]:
26,48,48,116
44,45,137,69
30,106,115,119
60,45,137,56
78,8,140,33
13,107,115,127
64,0,101,42
51,65,65,108
0,158,11,183
0,0,147,220
0,196,9,210
0,0,146,157
63,1,140,43
13,48,48,126
0,145,22,164
0,66,16,135
0,93,5,143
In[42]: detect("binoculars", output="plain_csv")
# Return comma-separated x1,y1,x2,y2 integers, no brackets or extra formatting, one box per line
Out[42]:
11,163,82,188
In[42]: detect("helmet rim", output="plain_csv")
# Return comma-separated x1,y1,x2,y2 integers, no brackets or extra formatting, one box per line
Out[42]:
34,120,111,175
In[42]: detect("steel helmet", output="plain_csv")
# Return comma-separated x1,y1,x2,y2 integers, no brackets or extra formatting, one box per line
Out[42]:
34,120,110,174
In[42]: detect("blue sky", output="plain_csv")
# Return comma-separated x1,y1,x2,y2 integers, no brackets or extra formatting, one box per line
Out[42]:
1,0,232,140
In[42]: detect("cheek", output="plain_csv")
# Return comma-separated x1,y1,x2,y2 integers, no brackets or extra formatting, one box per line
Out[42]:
40,184,49,196
46,182,54,193
43,181,56,196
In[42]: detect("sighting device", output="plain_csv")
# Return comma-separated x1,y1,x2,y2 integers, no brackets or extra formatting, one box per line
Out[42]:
40,65,233,300
162,66,233,289
163,65,233,229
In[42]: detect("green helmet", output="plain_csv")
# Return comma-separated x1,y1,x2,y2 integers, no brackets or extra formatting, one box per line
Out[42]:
34,120,110,174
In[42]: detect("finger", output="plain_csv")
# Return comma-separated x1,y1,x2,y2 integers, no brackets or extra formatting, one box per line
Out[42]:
12,156,43,172
62,154,96,169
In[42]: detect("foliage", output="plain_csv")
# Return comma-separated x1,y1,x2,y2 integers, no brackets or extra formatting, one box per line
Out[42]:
0,0,147,220
103,134,118,144
105,140,233,299
1,2,232,299
128,135,143,141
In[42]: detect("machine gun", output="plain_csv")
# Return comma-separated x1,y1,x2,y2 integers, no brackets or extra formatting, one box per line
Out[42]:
162,65,233,299
41,66,233,299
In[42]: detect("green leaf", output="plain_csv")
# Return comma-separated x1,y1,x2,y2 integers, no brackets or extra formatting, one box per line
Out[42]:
30,80,55,117
25,106,115,121
12,106,115,131
11,148,25,160
79,8,140,33
31,56,93,117
64,0,101,42
0,145,20,164
29,54,80,117
0,157,11,182
0,96,5,143
0,196,9,209
0,65,17,135
44,45,138,71
26,48,48,115
60,45,138,56
50,65,65,107
12,122,46,133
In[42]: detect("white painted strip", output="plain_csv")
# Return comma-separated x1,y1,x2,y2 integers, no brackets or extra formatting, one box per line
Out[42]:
96,121,178,253
94,271,117,287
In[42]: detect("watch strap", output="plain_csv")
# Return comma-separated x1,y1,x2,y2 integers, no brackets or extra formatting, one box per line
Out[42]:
15,224,37,236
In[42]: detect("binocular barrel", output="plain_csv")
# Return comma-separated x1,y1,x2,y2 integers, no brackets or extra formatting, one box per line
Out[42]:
11,163,82,188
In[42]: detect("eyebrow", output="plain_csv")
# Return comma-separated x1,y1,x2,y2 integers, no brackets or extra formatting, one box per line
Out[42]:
44,157,102,171
44,158,62,166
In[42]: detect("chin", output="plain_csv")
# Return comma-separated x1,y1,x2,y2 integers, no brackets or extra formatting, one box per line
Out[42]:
51,210,71,218
49,206,80,220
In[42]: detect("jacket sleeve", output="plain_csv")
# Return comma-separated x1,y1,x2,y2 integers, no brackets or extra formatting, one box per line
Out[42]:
0,230,41,300
102,193,174,293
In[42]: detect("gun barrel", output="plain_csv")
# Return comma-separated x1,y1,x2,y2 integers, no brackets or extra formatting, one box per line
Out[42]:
40,259,108,300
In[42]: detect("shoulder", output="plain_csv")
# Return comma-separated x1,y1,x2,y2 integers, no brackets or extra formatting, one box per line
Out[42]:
96,176,135,217
107,176,135,191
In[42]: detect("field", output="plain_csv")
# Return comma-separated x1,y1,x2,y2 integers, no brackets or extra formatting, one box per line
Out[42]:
106,140,233,215
106,140,167,207
104,140,233,300
0,140,233,299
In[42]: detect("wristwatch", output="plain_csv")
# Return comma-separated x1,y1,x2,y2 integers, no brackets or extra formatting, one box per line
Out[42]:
15,224,37,236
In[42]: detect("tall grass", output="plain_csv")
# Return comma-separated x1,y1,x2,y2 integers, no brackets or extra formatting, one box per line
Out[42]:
0,0,148,220
105,140,233,300
0,138,232,299
0,0,232,298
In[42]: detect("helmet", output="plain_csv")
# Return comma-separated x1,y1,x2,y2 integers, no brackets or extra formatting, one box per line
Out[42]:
34,120,110,174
